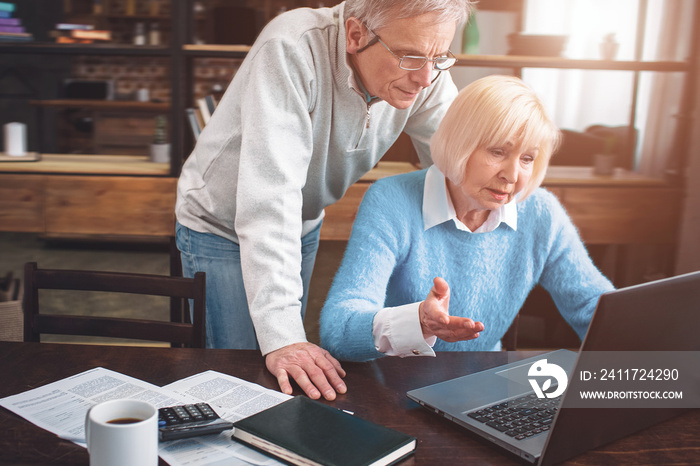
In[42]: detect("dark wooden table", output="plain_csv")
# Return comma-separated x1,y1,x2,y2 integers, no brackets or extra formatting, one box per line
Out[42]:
1,341,698,465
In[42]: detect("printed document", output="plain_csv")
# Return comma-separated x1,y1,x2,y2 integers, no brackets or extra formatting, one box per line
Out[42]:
0,367,290,465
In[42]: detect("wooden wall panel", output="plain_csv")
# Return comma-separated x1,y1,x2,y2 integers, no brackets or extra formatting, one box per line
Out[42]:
44,176,177,237
557,187,679,244
0,174,44,233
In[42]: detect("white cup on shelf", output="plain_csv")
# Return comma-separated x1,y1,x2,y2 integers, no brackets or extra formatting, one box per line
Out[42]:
3,122,27,156
137,88,150,102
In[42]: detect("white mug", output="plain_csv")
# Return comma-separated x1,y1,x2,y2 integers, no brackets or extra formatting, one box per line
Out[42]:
85,399,158,466
3,122,26,156
137,88,150,102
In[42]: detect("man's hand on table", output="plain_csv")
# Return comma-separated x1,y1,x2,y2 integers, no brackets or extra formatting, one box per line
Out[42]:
265,342,347,400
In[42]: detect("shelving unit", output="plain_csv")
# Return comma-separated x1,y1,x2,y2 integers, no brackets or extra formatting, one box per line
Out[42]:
4,0,695,175
0,0,697,253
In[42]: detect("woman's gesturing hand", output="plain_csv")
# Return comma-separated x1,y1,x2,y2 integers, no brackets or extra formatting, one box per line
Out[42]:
419,277,484,342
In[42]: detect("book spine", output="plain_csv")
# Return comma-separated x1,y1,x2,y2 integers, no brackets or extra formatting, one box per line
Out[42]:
0,17,19,25
71,29,111,41
196,98,211,124
0,25,22,33
0,2,15,13
0,32,31,41
55,23,95,30
186,108,201,140
204,95,217,115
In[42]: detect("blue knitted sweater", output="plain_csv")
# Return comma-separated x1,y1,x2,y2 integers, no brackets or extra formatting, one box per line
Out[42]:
320,169,614,362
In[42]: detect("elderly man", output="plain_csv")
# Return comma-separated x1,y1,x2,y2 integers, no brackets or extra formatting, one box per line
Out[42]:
175,0,473,400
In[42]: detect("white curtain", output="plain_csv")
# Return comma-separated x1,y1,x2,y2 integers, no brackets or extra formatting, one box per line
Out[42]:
522,0,694,175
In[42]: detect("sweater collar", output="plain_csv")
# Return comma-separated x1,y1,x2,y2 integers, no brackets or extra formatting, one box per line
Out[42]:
423,165,518,233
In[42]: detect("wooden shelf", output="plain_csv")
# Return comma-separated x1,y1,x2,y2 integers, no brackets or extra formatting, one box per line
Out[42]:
353,162,668,187
0,154,171,176
102,14,170,20
0,43,172,56
183,44,251,58
453,54,690,72
181,45,688,72
29,100,170,111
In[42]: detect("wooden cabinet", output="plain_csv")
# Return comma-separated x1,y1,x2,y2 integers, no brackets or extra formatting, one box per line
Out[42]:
0,175,44,233
0,161,678,250
44,176,176,238
0,155,174,240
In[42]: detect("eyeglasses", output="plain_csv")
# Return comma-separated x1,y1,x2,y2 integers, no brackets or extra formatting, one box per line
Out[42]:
358,28,457,72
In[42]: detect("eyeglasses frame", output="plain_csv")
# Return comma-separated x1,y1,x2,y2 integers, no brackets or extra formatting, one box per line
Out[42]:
356,27,457,76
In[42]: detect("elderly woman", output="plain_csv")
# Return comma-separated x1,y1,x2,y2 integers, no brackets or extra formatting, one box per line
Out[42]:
320,75,614,362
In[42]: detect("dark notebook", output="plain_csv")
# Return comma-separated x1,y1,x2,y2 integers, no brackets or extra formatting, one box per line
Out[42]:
231,396,416,466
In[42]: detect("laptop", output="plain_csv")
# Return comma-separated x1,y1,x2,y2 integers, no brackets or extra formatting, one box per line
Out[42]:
407,271,700,465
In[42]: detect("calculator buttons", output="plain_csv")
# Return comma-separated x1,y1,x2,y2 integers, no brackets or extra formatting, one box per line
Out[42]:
157,403,233,441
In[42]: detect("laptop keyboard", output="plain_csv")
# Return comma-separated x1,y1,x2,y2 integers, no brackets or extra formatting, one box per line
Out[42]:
467,393,561,440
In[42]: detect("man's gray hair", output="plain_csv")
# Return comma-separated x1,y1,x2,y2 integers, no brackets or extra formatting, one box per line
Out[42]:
344,0,475,31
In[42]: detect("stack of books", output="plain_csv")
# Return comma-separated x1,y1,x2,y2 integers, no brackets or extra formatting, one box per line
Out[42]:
51,23,112,44
187,94,218,140
0,2,33,42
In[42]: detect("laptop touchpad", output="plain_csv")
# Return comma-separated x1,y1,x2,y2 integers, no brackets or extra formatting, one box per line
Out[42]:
495,361,533,385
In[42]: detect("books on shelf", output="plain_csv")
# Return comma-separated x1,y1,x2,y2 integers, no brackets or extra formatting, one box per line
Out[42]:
0,31,31,41
71,29,111,41
195,95,218,126
231,396,417,466
55,23,95,31
196,97,211,124
0,25,22,33
0,2,33,42
51,28,112,44
204,94,217,115
186,108,202,140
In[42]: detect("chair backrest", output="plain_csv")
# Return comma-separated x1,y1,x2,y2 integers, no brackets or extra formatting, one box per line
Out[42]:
23,262,206,348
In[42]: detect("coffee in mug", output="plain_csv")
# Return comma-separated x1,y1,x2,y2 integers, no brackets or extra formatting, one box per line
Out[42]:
85,399,158,466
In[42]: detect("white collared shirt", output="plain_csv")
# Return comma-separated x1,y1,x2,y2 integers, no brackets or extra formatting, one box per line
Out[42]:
372,165,518,357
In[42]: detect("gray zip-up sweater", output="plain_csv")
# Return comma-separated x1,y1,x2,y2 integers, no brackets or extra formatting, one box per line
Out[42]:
175,2,458,355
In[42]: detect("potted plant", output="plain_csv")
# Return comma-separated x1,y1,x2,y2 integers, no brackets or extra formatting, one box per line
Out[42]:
150,115,170,164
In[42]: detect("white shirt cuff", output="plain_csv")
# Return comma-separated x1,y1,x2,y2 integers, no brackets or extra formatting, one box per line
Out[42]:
372,302,436,357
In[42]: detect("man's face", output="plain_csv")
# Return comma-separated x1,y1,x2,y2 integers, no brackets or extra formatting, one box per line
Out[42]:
347,12,456,110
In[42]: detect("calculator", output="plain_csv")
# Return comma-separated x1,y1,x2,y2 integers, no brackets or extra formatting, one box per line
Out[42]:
158,403,233,441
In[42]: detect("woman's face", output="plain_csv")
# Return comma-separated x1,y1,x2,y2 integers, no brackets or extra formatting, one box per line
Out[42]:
451,143,537,213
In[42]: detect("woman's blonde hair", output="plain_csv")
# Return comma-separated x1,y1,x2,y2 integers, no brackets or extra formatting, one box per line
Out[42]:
431,75,561,200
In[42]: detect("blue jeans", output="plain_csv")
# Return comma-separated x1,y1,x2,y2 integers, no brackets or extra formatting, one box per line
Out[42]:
175,222,321,350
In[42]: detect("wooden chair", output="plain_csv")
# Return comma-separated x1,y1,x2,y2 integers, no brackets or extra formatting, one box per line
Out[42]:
23,262,206,348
